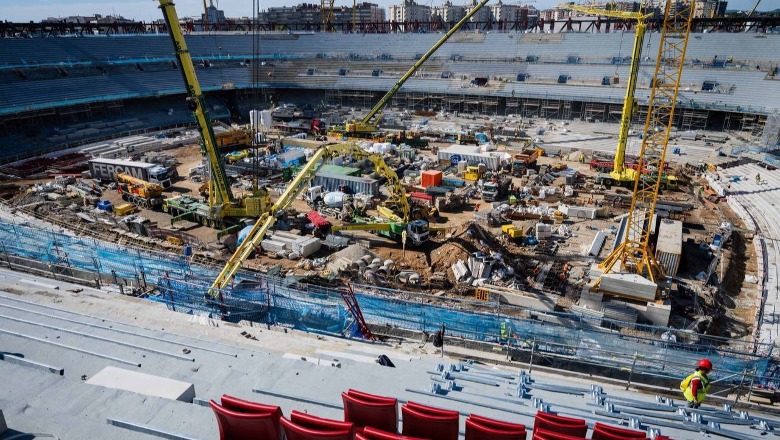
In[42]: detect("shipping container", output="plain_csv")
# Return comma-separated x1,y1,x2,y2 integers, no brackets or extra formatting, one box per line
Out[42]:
312,172,379,196
421,170,443,188
437,144,506,170
88,158,156,181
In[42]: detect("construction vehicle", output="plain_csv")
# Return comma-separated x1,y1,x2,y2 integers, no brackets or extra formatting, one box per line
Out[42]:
594,0,695,297
456,133,480,145
215,129,252,150
386,131,430,149
327,0,490,141
331,218,431,246
561,4,680,190
510,148,541,176
159,0,270,229
434,191,467,213
115,172,164,209
463,165,484,183
209,141,427,297
481,177,512,202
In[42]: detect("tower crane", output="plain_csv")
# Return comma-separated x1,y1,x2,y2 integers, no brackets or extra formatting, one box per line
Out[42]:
594,0,696,295
327,0,490,141
559,3,673,189
159,0,271,229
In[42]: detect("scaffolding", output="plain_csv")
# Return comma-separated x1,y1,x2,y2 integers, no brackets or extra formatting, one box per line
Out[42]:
681,107,710,130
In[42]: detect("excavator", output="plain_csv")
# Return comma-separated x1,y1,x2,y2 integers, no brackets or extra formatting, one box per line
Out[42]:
561,4,677,190
159,0,271,229
327,0,490,141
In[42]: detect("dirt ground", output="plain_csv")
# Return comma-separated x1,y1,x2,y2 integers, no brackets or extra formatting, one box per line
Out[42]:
5,130,761,342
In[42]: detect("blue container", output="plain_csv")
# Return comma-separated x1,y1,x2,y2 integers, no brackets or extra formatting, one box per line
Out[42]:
183,245,193,256
97,200,113,211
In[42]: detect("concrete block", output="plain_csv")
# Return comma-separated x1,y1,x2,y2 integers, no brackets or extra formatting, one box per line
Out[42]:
86,366,195,402
599,272,657,301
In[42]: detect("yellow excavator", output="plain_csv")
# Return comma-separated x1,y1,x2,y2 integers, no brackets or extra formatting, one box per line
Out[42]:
327,0,490,141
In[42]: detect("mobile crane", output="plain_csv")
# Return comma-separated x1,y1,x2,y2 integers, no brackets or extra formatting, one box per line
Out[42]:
594,0,695,297
209,142,429,296
115,173,164,209
327,0,490,141
159,0,270,229
561,3,677,191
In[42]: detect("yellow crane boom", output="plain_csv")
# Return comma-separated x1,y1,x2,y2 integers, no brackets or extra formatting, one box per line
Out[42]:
596,0,695,291
330,0,491,139
560,4,652,182
159,0,270,225
209,143,411,294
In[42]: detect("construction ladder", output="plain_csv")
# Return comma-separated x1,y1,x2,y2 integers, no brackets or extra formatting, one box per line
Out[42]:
340,283,375,340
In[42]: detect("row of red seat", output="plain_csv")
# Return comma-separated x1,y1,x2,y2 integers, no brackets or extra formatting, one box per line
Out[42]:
208,389,668,440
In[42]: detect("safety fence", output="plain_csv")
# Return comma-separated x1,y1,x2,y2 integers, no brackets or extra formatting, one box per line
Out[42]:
0,216,774,383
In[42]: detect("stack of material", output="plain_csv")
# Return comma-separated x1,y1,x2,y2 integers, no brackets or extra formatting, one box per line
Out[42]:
599,272,657,301
451,260,470,282
586,231,607,256
603,302,638,323
327,244,376,273
468,254,494,279
536,223,552,239
261,231,322,258
655,219,683,277
558,204,597,220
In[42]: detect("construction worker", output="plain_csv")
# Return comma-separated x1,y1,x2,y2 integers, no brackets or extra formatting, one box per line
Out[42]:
681,359,712,409
756,173,762,185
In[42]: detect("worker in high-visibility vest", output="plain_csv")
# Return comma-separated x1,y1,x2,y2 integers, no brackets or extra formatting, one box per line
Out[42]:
681,359,712,409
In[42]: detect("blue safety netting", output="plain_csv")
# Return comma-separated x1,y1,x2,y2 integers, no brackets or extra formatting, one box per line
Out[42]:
0,218,771,378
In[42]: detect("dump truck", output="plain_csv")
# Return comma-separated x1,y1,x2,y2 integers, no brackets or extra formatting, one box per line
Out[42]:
481,178,511,202
510,149,540,176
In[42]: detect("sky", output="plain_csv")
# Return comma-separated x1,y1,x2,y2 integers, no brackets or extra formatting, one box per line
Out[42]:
1,0,771,22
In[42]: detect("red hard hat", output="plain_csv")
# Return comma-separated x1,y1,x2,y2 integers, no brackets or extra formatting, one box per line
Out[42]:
697,359,713,370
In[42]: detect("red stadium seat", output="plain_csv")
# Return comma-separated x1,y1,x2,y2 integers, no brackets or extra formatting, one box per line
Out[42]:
533,412,587,438
531,426,587,440
290,410,355,434
280,416,354,440
209,399,282,440
342,390,398,433
591,422,647,440
467,414,526,433
401,402,459,440
220,394,282,416
465,417,527,440
346,389,398,404
357,426,430,440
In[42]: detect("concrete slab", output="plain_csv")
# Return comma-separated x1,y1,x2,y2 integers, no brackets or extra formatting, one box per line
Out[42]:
86,366,195,402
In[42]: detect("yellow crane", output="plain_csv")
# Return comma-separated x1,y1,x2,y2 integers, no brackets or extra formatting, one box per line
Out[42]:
560,3,663,188
595,0,696,293
327,0,491,141
209,142,420,296
159,0,271,229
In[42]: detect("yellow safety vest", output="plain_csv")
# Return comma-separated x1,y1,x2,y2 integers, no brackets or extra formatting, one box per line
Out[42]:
683,371,711,402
